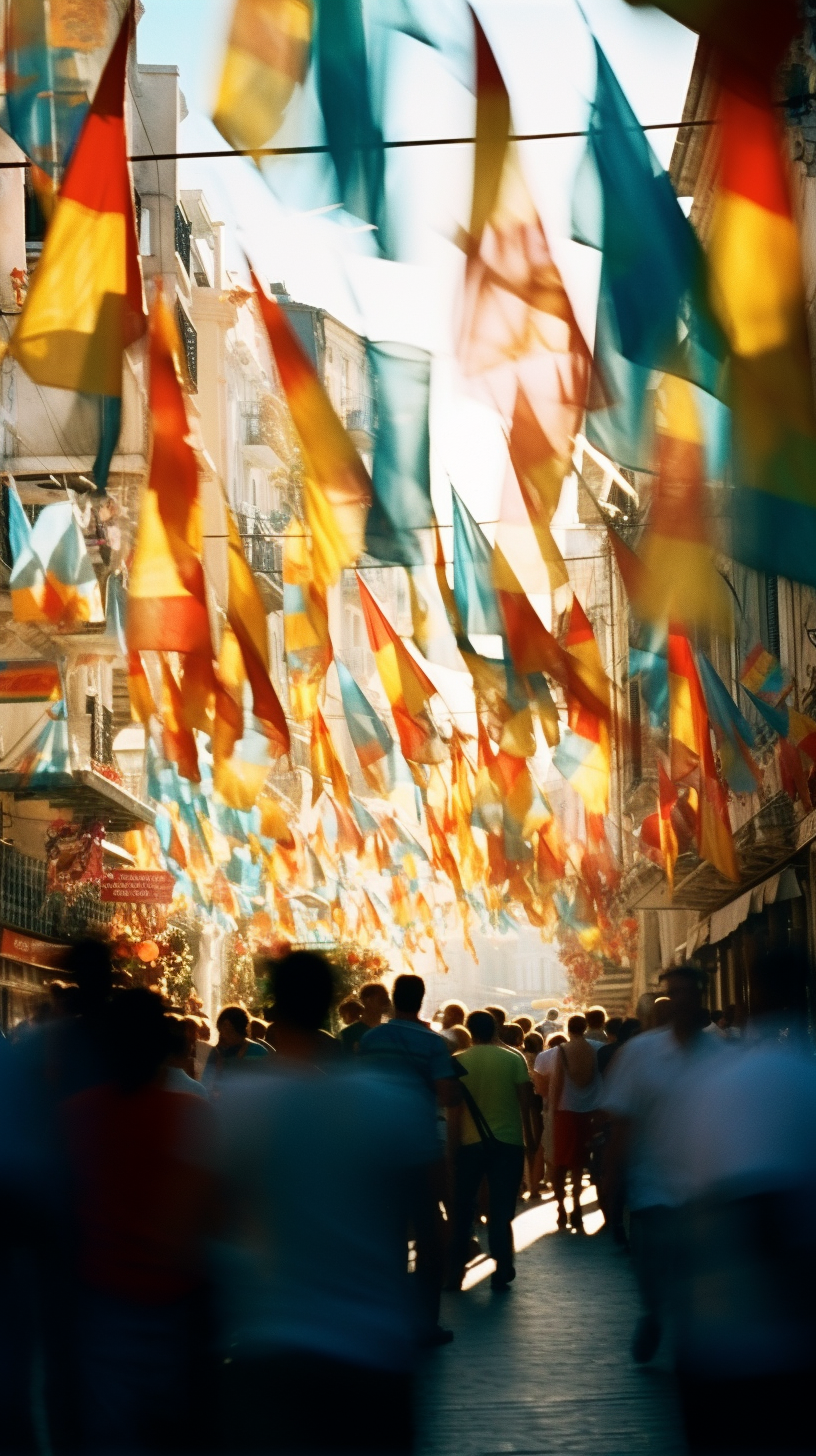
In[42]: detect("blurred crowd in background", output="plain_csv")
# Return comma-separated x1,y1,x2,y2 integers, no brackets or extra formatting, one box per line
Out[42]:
0,943,813,1455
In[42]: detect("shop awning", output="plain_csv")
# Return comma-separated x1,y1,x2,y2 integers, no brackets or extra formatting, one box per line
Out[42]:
686,866,802,954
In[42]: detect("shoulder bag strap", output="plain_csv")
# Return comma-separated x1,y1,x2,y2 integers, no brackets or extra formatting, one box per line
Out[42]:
459,1078,499,1147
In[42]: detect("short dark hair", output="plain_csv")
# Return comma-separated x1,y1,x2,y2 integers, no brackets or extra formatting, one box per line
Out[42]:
217,1004,250,1037
65,938,112,1009
619,1018,640,1044
359,982,389,1004
500,1022,524,1048
108,989,171,1092
392,973,424,1015
659,961,708,987
585,1006,606,1029
484,1004,507,1026
338,996,363,1018
466,1010,495,1044
567,1013,587,1035
546,1032,567,1047
605,1016,623,1040
524,1031,544,1055
268,951,336,1030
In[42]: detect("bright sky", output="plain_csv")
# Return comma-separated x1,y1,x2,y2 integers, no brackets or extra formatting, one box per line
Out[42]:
137,0,697,525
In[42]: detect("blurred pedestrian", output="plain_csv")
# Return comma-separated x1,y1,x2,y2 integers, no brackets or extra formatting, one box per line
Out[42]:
603,964,724,1365
360,974,460,1345
214,951,433,1452
202,1006,269,1090
485,1005,507,1033
438,1001,471,1052
548,1014,604,1232
675,952,816,1453
585,1006,608,1044
446,1010,535,1292
498,1022,525,1051
338,996,364,1028
339,981,391,1055
63,990,216,1453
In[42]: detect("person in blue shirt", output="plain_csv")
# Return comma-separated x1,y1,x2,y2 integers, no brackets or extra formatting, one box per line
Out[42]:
360,973,461,1347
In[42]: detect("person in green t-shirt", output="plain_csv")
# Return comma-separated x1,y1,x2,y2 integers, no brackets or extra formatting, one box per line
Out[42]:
446,1010,535,1292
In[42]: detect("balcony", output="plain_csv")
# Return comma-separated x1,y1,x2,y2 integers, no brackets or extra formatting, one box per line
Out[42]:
174,203,192,274
176,300,197,391
342,393,375,451
0,842,113,939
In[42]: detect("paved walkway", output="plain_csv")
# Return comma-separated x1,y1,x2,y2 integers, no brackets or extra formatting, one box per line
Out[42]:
417,1188,685,1456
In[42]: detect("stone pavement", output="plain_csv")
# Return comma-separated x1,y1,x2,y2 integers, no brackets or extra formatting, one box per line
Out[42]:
417,1187,685,1456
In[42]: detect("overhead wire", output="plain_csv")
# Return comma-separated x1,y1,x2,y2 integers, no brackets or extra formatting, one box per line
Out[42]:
0,115,719,170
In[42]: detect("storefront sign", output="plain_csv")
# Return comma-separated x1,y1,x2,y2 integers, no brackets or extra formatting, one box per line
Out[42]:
0,929,70,971
100,871,175,904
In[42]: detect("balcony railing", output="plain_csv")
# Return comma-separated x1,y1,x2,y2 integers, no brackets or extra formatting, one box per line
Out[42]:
174,204,191,274
342,393,375,436
176,301,198,391
0,843,113,939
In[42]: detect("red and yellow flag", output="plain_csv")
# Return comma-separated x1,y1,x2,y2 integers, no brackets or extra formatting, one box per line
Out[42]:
310,707,352,810
127,288,212,655
225,506,290,755
160,658,200,784
658,760,679,894
357,573,446,764
668,631,737,882
6,4,146,394
635,375,732,634
253,276,370,589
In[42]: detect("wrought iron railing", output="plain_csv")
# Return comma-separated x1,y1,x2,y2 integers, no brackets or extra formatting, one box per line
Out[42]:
176,301,198,391
174,203,191,274
0,843,113,939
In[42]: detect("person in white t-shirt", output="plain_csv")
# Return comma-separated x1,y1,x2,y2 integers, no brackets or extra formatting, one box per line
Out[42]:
603,963,726,1365
674,951,816,1454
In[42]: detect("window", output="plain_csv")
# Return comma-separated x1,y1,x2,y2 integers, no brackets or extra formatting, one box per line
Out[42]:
759,573,780,659
138,204,151,256
628,679,642,785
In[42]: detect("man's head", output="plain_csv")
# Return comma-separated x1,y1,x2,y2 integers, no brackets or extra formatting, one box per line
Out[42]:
268,951,336,1031
567,1013,587,1038
585,1006,606,1032
392,973,425,1018
359,982,391,1022
338,997,363,1026
515,1015,533,1034
605,1016,623,1043
64,938,112,1013
485,1004,507,1027
658,963,707,1039
109,989,171,1092
217,1004,250,1047
545,1007,560,1023
466,1010,496,1045
546,1032,567,1048
499,1022,524,1048
441,1000,467,1030
48,979,81,1019
653,996,671,1027
524,1031,544,1056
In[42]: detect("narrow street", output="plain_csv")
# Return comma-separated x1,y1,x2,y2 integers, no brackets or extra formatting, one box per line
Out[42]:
419,1190,684,1456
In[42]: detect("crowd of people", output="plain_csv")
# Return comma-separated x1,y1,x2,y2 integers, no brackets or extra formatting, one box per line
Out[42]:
0,941,813,1455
